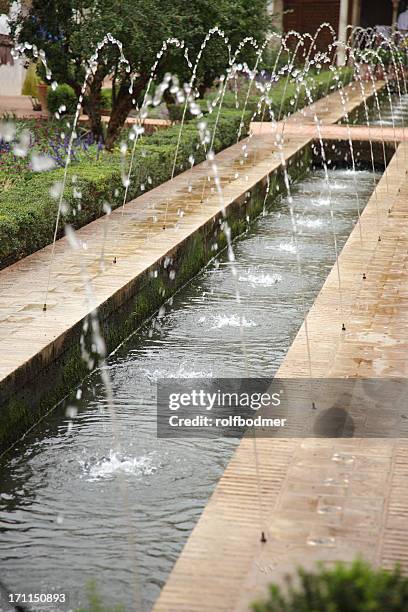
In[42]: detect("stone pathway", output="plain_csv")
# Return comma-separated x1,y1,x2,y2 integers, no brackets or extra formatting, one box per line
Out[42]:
153,140,408,610
251,121,408,143
0,94,170,131
0,94,48,119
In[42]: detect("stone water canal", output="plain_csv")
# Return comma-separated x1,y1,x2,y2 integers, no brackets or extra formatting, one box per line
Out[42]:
0,167,378,611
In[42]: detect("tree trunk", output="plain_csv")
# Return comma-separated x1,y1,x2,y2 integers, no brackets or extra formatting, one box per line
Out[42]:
83,89,104,140
105,92,133,150
197,82,207,99
84,68,106,140
163,88,176,106
68,68,106,141
105,79,147,151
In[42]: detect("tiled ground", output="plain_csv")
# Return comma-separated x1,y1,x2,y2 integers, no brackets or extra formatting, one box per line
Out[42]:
153,140,408,611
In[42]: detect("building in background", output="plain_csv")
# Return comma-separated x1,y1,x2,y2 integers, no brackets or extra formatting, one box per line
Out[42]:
281,0,395,35
0,0,406,94
0,1,26,96
270,0,403,62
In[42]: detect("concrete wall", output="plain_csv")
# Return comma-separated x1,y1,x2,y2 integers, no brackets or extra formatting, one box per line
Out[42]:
0,3,26,95
0,59,25,95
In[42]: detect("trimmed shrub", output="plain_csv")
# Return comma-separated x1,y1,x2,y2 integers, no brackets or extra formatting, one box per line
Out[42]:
47,84,78,116
0,108,248,267
252,560,408,612
169,68,353,123
202,66,354,122
166,103,194,122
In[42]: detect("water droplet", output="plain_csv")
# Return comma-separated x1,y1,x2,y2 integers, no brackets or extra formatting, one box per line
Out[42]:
66,406,77,418
307,536,336,547
49,181,63,199
31,153,56,172
0,121,16,142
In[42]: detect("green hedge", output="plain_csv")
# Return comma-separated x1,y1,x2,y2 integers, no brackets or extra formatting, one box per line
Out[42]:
0,108,247,267
47,84,78,116
252,560,408,611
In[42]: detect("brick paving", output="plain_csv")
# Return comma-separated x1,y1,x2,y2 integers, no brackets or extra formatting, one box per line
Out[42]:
251,120,408,142
0,95,48,119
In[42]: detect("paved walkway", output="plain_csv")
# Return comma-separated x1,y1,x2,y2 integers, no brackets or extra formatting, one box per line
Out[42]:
153,143,408,610
251,121,408,143
0,94,170,131
0,95,48,119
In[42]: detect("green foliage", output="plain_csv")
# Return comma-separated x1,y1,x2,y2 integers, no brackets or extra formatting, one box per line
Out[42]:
201,67,353,122
364,46,408,68
0,68,353,268
75,580,124,612
166,104,194,122
258,46,291,73
100,88,112,111
47,84,78,116
0,107,247,267
10,0,271,146
252,560,408,612
21,63,41,97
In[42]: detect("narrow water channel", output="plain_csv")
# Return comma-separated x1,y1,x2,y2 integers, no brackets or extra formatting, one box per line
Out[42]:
372,92,408,127
0,167,377,611
349,91,408,127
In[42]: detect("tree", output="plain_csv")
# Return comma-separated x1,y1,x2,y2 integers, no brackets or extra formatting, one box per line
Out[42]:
11,0,271,149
